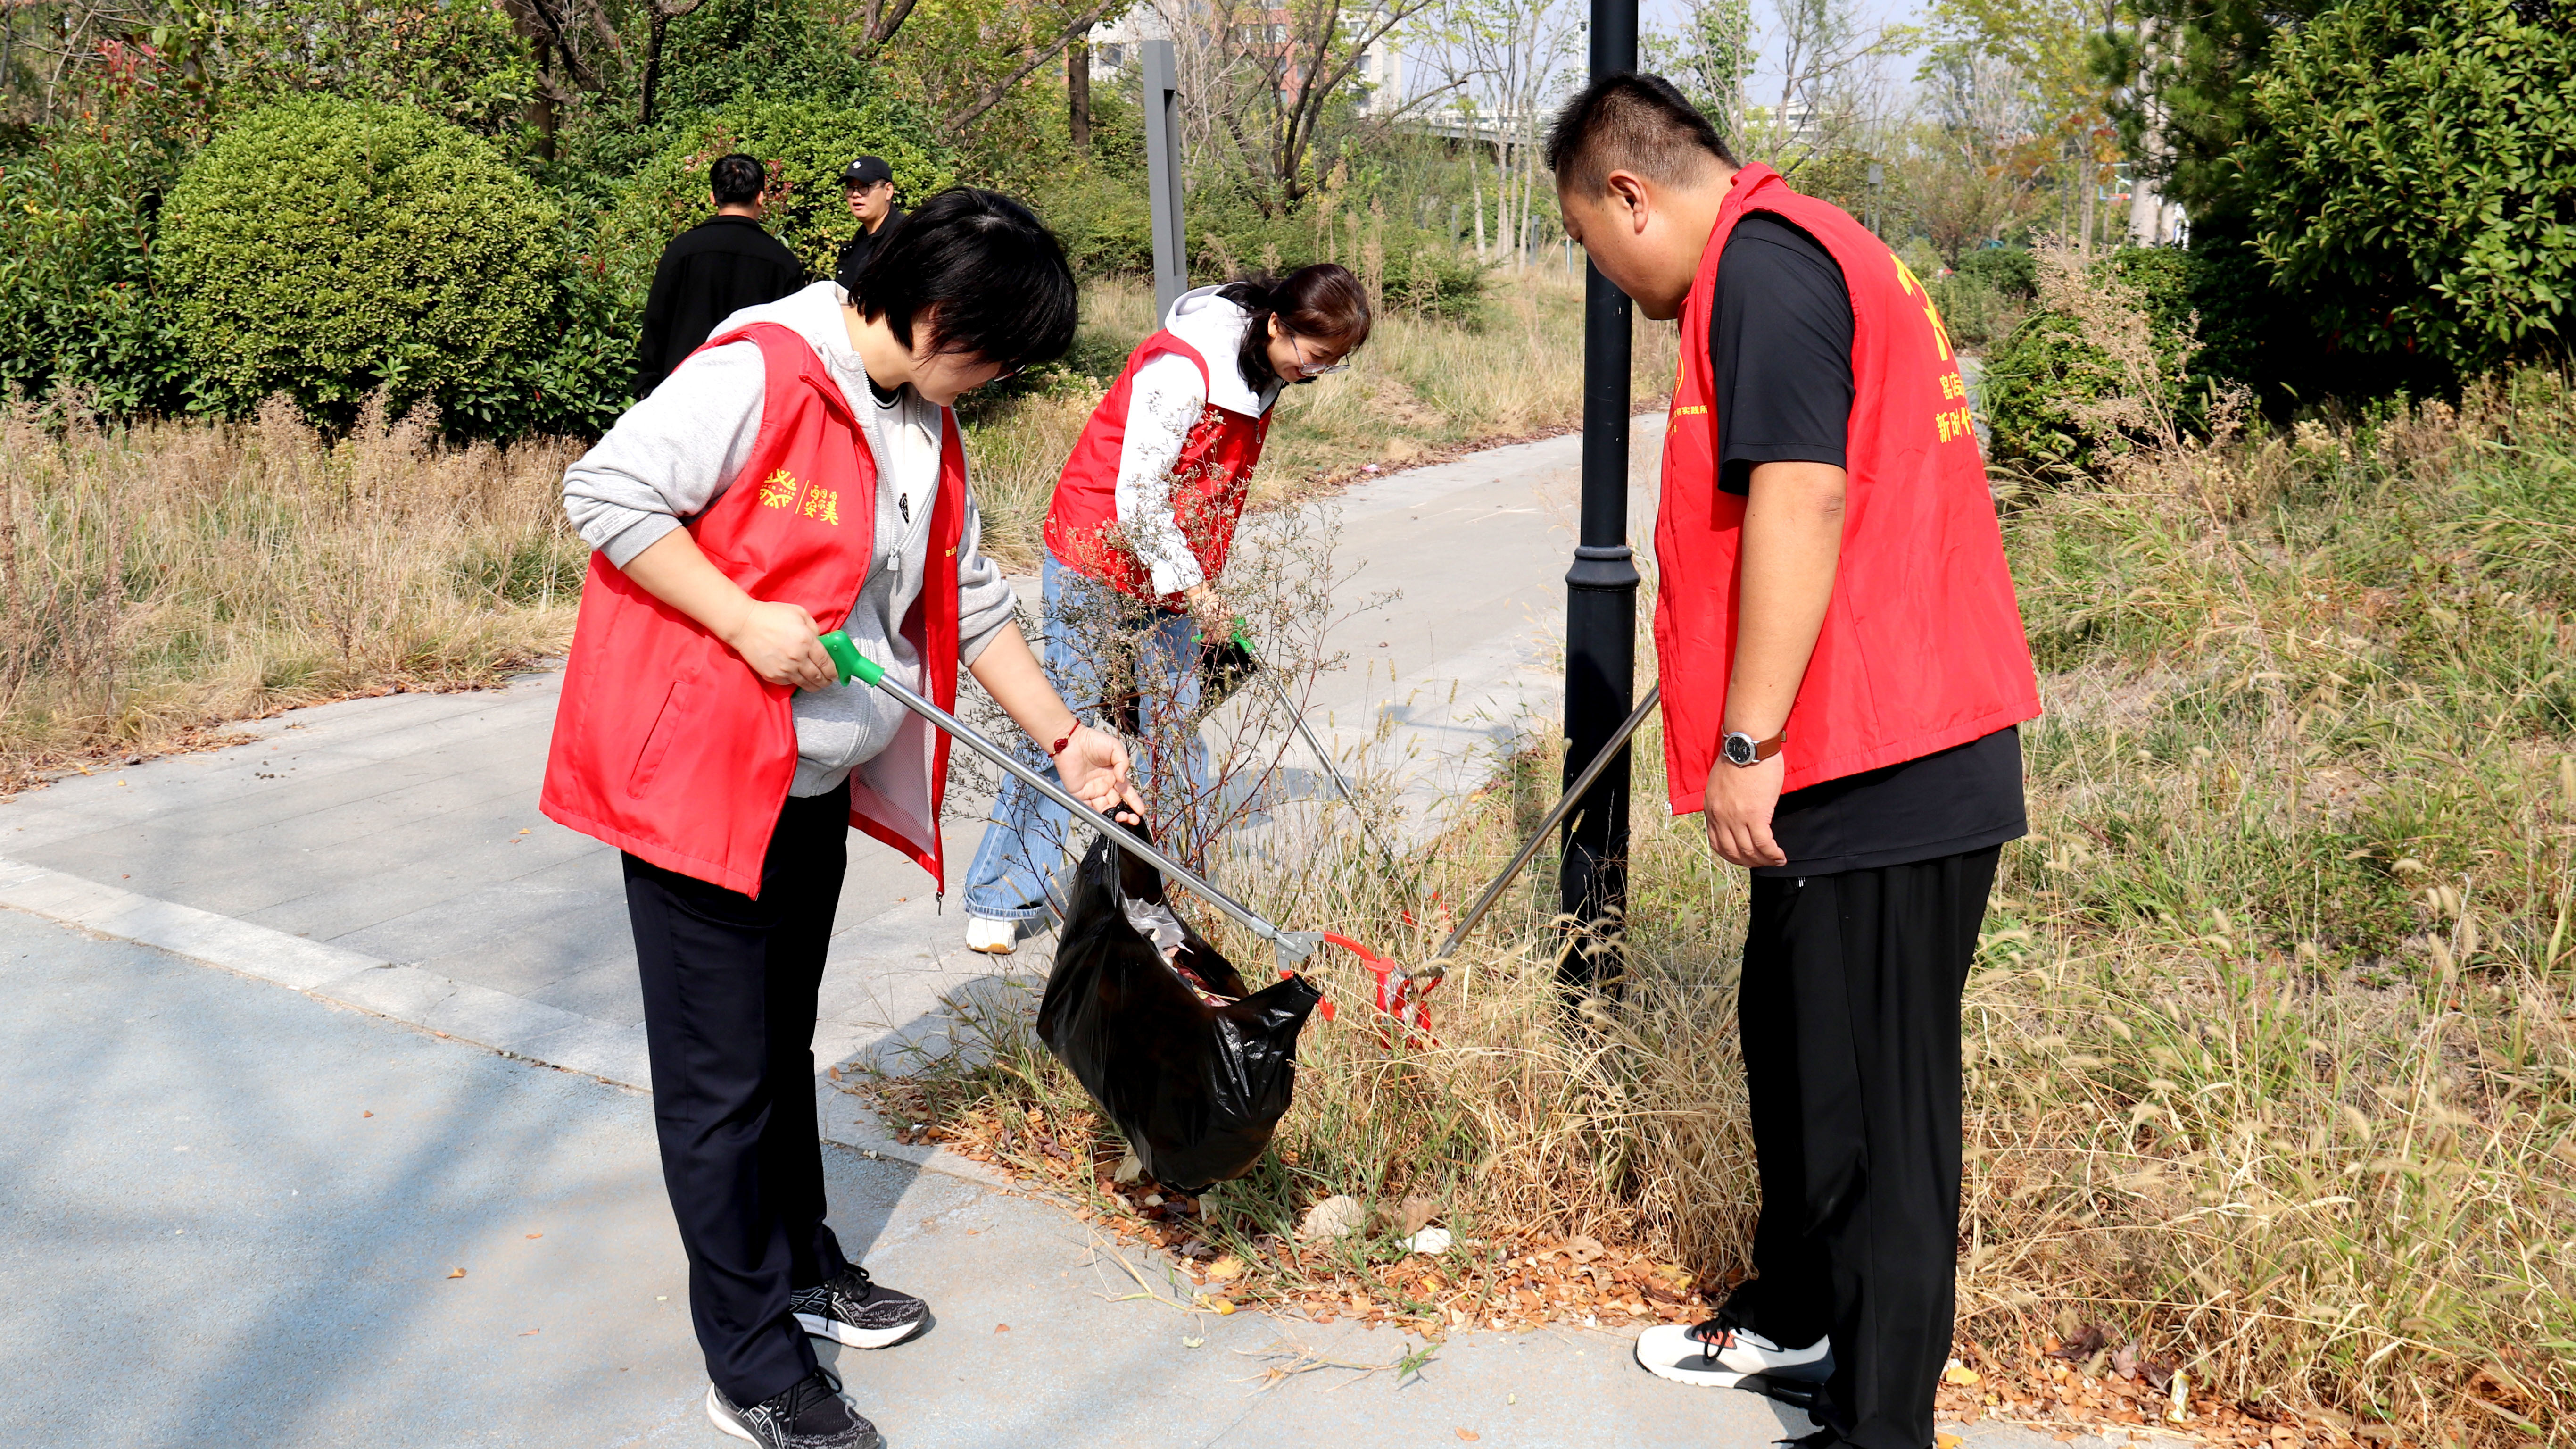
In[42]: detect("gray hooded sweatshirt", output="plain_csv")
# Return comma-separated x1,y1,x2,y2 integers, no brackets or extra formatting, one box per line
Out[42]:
562,281,1020,797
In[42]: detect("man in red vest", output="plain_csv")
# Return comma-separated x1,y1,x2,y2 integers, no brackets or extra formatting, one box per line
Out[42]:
1548,75,2041,1449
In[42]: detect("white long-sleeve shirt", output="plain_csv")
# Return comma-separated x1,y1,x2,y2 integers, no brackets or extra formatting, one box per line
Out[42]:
1114,287,1283,595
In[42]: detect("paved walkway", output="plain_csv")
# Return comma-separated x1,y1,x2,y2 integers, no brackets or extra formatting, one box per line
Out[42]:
0,420,2085,1449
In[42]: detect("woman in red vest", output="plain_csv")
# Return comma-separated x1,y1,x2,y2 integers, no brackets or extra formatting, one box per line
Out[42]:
959,265,1372,953
544,190,1137,1449
1548,77,2040,1449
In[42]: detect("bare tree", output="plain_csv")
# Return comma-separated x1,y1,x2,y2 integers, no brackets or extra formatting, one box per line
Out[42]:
1157,0,1446,211
1420,0,1582,266
1734,0,1901,174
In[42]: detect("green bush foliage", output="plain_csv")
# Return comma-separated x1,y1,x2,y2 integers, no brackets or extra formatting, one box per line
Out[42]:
1030,167,1488,322
1981,247,2206,469
604,93,956,308
160,98,566,428
646,0,873,121
0,131,199,414
1953,244,2036,300
2241,0,2576,374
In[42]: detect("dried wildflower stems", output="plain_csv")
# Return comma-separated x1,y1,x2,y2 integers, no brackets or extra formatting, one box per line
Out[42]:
0,389,586,793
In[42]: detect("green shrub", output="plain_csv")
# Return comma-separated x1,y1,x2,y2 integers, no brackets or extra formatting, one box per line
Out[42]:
161,98,563,427
1953,244,2036,300
603,93,956,309
1926,274,2007,351
2242,0,2576,375
0,131,199,414
1028,169,1486,321
1981,247,2207,469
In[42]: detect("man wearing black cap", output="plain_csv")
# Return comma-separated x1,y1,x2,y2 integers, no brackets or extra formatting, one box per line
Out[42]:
833,156,906,297
636,153,807,398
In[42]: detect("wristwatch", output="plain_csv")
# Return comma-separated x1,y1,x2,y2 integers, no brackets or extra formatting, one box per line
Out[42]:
1721,727,1786,768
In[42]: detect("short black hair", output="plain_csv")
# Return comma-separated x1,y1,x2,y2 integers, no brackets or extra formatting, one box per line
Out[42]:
710,153,766,208
849,188,1077,375
1544,73,1736,197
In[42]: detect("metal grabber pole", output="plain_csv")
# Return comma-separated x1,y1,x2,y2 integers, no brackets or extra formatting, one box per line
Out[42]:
818,631,1325,973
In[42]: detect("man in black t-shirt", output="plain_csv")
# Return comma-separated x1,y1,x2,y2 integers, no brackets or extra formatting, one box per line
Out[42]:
1708,216,2026,875
833,156,907,299
635,154,807,399
1549,74,2041,1449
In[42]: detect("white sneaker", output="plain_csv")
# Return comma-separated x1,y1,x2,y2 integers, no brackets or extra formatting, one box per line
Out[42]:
964,915,1019,954
1635,1318,1833,1387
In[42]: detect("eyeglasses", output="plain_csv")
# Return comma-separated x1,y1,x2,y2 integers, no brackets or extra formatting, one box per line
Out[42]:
1283,327,1350,379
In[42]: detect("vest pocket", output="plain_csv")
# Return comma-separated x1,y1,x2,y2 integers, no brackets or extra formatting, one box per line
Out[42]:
627,675,694,797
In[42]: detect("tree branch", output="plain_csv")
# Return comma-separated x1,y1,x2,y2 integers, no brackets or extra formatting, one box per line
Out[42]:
938,0,1122,134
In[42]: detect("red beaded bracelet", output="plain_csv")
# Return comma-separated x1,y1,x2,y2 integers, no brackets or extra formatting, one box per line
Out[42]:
1049,723,1078,758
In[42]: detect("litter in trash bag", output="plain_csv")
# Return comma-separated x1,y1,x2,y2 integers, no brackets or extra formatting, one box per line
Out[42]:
1036,831,1322,1194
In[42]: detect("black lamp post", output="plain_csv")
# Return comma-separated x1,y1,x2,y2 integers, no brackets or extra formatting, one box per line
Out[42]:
1558,0,1641,994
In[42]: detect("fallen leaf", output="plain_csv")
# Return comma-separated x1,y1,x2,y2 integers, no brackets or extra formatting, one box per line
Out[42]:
1204,1255,1245,1282
994,1324,1011,1333
1938,1435,1964,1449
526,1233,542,1240
447,1268,467,1279
1456,1432,1480,1442
519,1328,539,1336
1181,1336,1205,1349
1564,1235,1605,1265
362,1111,373,1118
1944,1366,1983,1386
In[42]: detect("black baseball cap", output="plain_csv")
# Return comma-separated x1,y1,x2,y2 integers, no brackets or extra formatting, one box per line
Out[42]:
839,156,894,187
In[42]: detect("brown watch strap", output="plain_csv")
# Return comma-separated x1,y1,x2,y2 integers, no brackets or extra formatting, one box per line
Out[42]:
1727,728,1787,766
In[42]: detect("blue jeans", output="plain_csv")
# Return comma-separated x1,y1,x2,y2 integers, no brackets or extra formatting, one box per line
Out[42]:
961,552,1211,923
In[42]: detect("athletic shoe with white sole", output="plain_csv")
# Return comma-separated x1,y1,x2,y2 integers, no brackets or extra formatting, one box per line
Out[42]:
790,1264,929,1349
1635,1317,1834,1388
963,915,1019,954
705,1369,881,1449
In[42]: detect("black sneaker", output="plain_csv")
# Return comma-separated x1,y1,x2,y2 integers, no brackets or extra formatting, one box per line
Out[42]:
705,1369,881,1449
790,1264,929,1349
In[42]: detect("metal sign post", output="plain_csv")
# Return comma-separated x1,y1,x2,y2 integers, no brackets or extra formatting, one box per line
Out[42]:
1142,39,1188,318
1558,0,1641,995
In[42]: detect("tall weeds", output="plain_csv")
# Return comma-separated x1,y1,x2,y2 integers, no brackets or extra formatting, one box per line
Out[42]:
0,390,585,791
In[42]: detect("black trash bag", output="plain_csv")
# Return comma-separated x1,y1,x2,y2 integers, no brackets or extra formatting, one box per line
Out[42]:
1197,629,1259,710
1035,831,1322,1194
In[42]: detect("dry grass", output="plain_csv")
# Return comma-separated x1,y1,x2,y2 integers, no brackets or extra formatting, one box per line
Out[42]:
959,271,1677,568
0,391,585,792
894,362,2576,1445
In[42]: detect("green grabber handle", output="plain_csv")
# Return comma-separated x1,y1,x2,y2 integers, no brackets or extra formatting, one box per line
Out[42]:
815,630,1323,971
1227,617,1400,866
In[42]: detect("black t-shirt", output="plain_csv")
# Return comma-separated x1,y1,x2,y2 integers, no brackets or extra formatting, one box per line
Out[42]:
834,207,908,297
1707,213,2027,877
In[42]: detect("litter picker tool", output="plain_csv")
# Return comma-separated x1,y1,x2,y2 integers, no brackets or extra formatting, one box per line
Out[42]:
1222,619,1400,865
1409,685,1663,986
820,630,1347,974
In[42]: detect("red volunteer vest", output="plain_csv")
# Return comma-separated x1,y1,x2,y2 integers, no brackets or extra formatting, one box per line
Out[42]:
1044,333,1271,602
1657,165,2040,813
539,322,966,897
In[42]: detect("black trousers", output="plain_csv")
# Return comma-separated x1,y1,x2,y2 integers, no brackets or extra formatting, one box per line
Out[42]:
624,783,853,1406
1721,847,2000,1449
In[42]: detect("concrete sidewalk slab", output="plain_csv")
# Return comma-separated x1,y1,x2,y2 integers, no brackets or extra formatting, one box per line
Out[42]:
0,907,2102,1449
